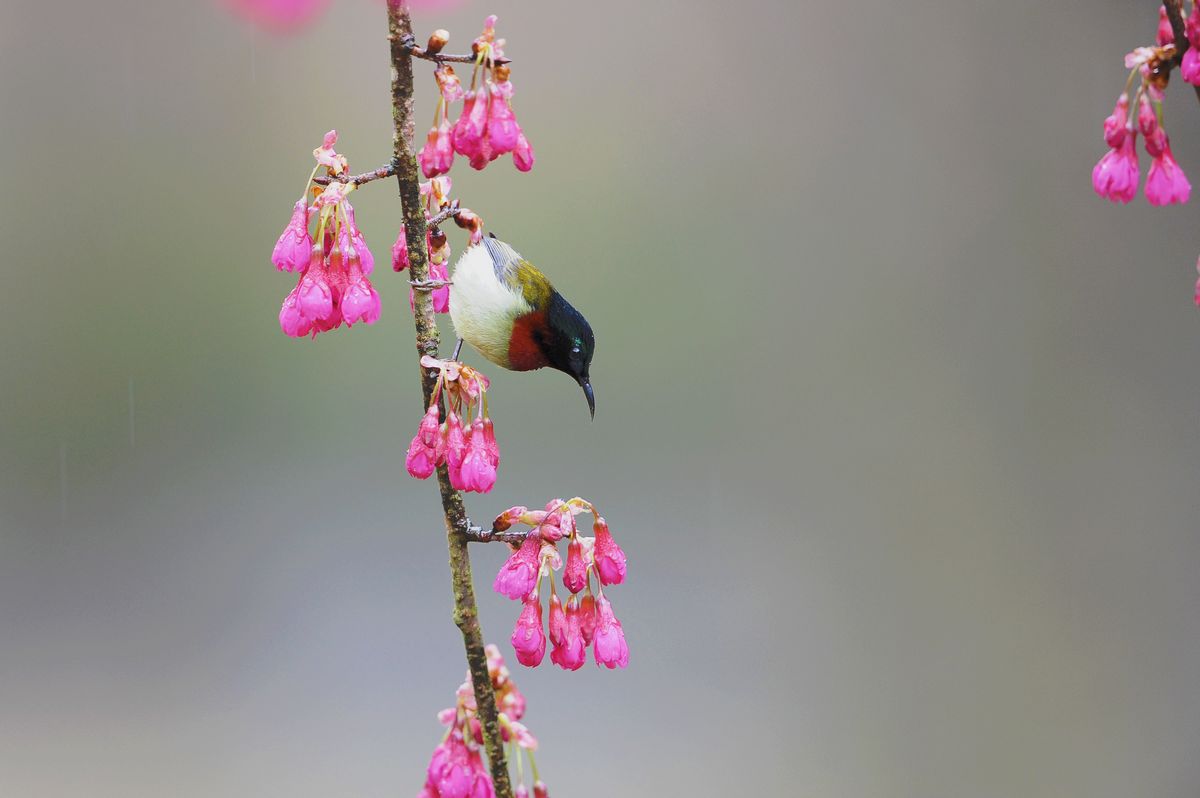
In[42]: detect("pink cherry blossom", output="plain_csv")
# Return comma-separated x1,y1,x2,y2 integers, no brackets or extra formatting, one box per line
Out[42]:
279,286,313,338
224,0,330,32
392,225,410,272
493,533,541,600
513,130,535,172
456,418,498,493
533,782,549,798
444,411,467,486
563,538,587,594
1157,5,1175,46
1103,94,1130,149
550,596,587,671
271,200,313,272
547,593,566,648
592,517,626,586
578,593,597,645
1145,144,1191,205
510,596,546,667
406,403,443,479
1194,255,1200,307
485,81,520,155
1092,135,1140,204
592,595,629,669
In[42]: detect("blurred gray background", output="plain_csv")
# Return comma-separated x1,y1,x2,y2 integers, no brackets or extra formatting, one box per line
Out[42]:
3,0,1199,796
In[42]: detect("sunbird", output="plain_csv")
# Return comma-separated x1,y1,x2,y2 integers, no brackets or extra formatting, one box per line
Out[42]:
449,235,596,417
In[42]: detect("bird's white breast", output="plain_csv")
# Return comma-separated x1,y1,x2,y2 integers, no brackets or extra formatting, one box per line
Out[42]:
449,242,532,369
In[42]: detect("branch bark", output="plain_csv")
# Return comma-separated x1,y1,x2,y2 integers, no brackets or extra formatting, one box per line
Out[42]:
387,3,513,797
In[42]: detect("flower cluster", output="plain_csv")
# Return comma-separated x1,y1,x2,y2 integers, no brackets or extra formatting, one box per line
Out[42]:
493,498,628,670
418,645,549,798
273,131,381,338
1092,33,1191,207
405,356,500,493
392,177,485,315
417,16,533,175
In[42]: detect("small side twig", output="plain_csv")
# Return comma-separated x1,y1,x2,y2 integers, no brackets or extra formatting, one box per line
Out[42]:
399,33,512,65
462,521,529,546
409,278,453,291
314,164,397,187
427,204,460,227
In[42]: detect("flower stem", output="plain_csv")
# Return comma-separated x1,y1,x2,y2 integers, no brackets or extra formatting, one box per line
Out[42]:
387,3,513,797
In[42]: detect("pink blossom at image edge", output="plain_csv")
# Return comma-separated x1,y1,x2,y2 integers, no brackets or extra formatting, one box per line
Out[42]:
225,0,456,32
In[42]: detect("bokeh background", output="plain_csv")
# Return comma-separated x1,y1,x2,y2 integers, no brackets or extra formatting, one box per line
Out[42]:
3,1,1200,796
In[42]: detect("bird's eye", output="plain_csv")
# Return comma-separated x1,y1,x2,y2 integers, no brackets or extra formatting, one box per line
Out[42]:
571,346,581,355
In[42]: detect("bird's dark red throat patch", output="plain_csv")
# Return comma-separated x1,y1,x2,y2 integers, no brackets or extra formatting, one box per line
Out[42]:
508,309,550,371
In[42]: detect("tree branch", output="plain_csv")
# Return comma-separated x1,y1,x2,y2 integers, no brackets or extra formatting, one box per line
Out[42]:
387,3,512,797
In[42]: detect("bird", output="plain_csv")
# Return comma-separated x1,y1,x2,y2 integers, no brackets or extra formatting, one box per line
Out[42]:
449,234,596,417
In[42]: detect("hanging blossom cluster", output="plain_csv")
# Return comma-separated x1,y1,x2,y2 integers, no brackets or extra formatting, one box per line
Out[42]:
272,131,381,338
417,16,533,175
1092,4,1200,303
419,645,549,798
406,356,500,493
493,498,628,670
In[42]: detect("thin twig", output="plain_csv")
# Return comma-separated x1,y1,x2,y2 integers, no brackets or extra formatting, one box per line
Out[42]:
409,278,453,290
399,33,512,65
387,3,513,798
313,164,397,187
427,204,460,227
462,521,529,546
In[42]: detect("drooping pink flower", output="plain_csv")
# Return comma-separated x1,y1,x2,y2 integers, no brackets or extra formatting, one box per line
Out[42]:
296,250,334,322
1181,47,1200,84
1102,94,1130,148
430,258,451,314
1145,144,1191,205
510,596,546,667
406,403,443,479
424,731,491,798
533,781,549,798
550,596,587,671
513,130,535,172
419,120,456,179
1158,5,1176,46
592,595,629,669
482,417,499,469
485,81,520,155
1092,135,1140,204
271,200,313,272
578,592,597,645
563,538,587,594
547,592,566,648
592,517,626,586
454,418,497,493
345,205,374,275
436,66,465,104
224,0,330,32
1194,255,1200,307
392,225,410,272
493,533,542,600
340,245,381,327
279,285,313,338
444,411,467,486
452,91,487,158
514,786,528,798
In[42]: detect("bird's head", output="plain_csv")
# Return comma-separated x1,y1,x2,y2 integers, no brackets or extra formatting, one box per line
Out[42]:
542,290,596,418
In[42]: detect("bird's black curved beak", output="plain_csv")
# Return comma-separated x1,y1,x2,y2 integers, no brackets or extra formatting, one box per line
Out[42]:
581,380,595,419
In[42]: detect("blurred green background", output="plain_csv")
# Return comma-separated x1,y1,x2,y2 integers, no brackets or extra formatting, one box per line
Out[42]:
3,1,1200,796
